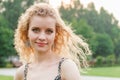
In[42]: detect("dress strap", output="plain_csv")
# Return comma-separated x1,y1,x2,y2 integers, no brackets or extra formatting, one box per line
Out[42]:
58,58,67,74
24,63,29,80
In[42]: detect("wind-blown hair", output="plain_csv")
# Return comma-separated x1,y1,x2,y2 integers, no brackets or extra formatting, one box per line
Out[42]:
14,3,91,68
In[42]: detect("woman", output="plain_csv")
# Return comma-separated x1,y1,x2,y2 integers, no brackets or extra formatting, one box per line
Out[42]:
14,3,91,80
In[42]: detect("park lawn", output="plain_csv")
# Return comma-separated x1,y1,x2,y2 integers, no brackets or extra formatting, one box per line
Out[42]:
0,75,13,80
82,66,120,78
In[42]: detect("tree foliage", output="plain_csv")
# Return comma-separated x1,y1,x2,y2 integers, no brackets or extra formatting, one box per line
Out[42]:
0,0,35,66
59,0,120,61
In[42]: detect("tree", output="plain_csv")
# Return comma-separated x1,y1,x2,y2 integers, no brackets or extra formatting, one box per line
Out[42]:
59,0,118,59
94,33,114,58
0,7,16,67
1,0,36,29
0,0,35,67
71,19,98,55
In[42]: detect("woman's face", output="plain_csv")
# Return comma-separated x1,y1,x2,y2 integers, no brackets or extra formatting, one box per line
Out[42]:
28,15,56,53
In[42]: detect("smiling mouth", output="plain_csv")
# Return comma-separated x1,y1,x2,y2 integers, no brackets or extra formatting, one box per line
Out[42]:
36,42,47,47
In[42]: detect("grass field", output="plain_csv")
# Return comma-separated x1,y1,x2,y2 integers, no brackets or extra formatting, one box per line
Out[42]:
82,66,120,78
0,75,13,80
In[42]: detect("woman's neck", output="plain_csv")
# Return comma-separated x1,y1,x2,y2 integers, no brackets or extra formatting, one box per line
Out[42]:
32,50,57,64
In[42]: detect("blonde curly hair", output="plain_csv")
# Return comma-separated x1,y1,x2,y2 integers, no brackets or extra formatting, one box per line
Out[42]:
14,3,91,68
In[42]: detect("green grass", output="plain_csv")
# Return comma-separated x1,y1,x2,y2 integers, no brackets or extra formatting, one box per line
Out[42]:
82,66,120,78
0,75,13,80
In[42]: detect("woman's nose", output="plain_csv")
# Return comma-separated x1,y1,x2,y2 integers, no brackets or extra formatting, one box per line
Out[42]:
38,32,46,41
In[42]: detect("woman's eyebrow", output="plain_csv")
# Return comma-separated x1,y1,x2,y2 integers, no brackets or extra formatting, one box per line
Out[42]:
31,26,40,28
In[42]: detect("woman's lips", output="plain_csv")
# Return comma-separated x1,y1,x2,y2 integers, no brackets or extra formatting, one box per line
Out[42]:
36,42,47,47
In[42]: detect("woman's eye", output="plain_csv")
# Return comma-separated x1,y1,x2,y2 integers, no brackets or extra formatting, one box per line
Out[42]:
46,29,53,34
32,28,40,33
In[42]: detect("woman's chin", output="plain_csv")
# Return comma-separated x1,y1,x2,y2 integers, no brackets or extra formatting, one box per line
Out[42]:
35,48,50,53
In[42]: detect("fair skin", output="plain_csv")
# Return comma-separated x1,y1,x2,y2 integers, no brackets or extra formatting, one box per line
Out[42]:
14,15,81,80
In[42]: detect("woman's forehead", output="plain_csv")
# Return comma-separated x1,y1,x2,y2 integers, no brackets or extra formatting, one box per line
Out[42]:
29,15,56,28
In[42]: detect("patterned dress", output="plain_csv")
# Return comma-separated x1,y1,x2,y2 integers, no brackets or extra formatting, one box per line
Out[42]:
24,58,66,80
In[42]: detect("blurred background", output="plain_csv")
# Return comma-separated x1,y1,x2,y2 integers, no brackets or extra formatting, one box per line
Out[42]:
0,0,120,80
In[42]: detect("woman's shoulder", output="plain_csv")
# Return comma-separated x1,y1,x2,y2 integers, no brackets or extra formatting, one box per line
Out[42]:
61,59,78,71
61,59,81,80
14,64,25,80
